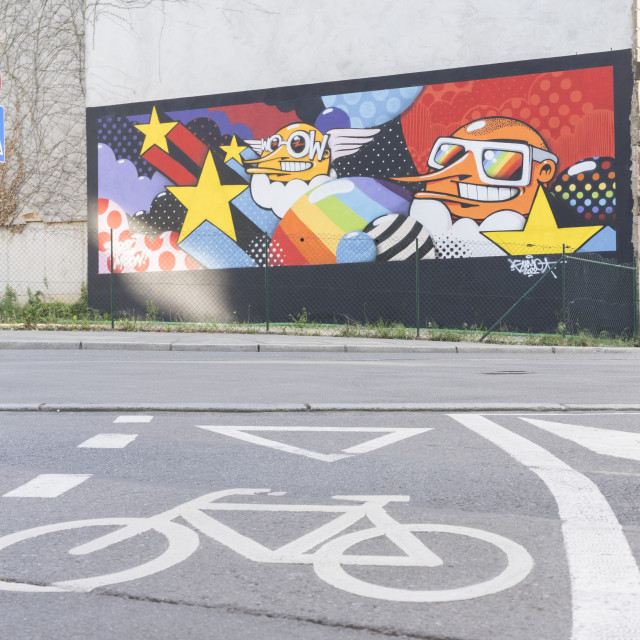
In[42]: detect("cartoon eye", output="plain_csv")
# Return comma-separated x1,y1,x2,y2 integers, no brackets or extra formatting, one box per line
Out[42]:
286,131,310,158
267,135,283,152
433,143,466,168
482,149,524,181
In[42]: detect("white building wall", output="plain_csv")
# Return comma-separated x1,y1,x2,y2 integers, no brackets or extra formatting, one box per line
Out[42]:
86,0,635,107
0,222,87,303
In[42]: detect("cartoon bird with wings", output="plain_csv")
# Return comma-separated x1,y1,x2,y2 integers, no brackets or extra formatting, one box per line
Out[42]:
244,122,379,218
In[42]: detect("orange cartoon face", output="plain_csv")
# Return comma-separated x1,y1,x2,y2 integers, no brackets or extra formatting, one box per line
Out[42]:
244,123,331,183
396,117,558,220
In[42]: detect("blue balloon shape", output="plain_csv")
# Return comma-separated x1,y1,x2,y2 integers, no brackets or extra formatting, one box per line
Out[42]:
315,107,351,134
336,231,377,264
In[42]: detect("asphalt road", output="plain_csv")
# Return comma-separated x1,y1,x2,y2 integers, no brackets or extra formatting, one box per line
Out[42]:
0,349,638,406
1,409,639,640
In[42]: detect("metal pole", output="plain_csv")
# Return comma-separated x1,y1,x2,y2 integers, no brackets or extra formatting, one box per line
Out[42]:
110,228,114,330
264,233,270,333
562,244,566,339
415,238,420,338
634,256,639,339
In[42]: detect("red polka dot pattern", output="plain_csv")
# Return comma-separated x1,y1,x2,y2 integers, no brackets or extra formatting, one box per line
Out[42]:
97,199,202,274
107,210,122,229
402,67,614,174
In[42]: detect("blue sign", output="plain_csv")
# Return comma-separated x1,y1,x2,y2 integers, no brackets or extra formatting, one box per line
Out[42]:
0,106,4,163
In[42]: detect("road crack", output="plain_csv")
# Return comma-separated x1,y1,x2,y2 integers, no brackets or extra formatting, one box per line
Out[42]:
96,588,463,640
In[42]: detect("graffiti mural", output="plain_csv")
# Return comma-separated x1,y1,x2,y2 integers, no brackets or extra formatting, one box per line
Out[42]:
88,53,631,280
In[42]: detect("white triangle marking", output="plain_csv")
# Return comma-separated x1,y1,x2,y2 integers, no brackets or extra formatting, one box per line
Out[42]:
196,426,432,462
522,418,640,461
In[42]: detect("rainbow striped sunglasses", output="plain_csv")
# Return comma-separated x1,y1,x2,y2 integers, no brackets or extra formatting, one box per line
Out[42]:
427,137,558,187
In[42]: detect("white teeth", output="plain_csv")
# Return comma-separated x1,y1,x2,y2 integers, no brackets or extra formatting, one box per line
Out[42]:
280,161,312,172
458,183,518,202
466,184,478,200
498,187,515,200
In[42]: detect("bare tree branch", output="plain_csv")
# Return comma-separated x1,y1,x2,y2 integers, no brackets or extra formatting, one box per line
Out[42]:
0,0,183,227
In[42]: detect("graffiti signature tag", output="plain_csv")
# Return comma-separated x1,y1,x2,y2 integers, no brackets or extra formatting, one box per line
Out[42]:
107,239,150,271
508,255,557,279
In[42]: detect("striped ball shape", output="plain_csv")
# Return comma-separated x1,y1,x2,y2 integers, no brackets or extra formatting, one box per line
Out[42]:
364,214,434,261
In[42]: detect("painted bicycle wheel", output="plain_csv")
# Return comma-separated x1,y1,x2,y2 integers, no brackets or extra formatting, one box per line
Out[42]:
312,524,534,602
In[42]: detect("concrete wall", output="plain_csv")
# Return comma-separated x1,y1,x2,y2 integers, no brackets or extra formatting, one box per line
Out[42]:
0,221,87,303
84,0,639,325
86,0,634,107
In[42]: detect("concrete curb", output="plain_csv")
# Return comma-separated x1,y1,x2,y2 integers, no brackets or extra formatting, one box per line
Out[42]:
1,403,638,413
0,339,636,354
0,341,82,350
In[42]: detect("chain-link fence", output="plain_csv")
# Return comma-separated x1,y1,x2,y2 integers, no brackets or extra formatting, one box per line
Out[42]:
1,226,637,340
0,224,87,323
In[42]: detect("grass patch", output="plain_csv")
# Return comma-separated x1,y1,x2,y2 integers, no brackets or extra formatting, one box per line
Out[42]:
0,292,636,347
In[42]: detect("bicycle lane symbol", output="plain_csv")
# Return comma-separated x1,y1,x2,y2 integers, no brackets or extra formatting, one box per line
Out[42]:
0,488,534,602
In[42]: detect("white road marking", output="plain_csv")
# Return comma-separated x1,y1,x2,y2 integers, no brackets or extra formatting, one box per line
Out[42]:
195,426,431,462
521,418,640,461
113,415,153,423
0,489,532,601
3,474,92,498
484,412,640,416
78,433,138,449
450,414,640,640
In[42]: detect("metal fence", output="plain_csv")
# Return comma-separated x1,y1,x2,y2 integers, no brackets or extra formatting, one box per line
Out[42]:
1,227,637,340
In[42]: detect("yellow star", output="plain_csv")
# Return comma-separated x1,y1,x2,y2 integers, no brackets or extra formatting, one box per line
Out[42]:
482,187,603,255
168,151,248,243
134,107,178,155
219,135,248,164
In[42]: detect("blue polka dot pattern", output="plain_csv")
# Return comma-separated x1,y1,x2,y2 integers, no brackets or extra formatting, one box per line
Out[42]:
322,87,422,128
97,116,155,178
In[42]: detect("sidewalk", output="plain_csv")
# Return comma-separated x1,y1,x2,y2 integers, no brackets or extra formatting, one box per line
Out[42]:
1,329,637,412
0,329,635,354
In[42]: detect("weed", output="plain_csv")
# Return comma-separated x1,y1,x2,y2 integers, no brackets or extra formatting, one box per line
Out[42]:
288,307,309,328
145,300,159,322
0,285,20,320
428,329,463,342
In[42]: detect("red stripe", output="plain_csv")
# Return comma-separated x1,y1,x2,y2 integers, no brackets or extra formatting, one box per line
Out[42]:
269,228,308,266
167,124,208,167
142,146,198,186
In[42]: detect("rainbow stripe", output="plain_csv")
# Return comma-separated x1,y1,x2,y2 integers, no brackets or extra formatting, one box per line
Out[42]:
483,151,523,180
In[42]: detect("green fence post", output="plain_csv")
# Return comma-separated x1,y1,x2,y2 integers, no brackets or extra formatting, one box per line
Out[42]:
634,256,639,339
264,233,270,333
110,228,114,330
415,237,420,338
561,244,566,339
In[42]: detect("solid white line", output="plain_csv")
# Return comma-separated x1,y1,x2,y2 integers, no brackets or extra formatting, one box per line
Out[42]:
482,412,640,416
196,426,349,462
3,474,92,498
450,414,640,640
522,418,640,461
196,426,431,461
78,434,138,449
113,415,153,423
343,429,431,454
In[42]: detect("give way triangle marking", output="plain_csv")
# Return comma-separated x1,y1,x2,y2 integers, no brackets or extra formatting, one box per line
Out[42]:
521,418,640,462
195,426,432,462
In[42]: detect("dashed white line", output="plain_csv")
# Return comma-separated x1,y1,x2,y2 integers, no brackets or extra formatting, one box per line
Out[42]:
113,415,153,423
78,434,138,449
3,474,92,498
